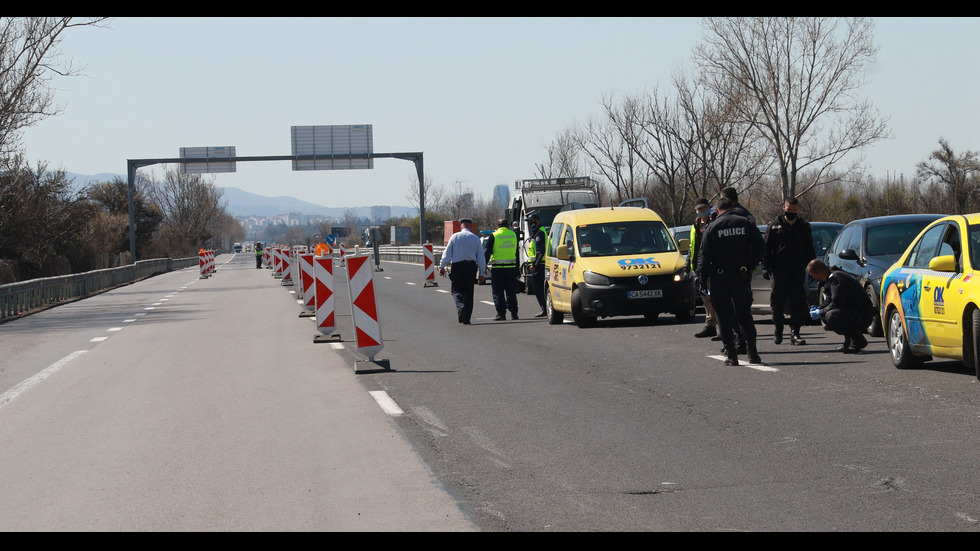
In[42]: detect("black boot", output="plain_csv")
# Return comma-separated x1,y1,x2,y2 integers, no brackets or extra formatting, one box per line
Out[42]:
836,336,852,353
773,327,783,344
725,352,739,366
747,342,762,364
790,330,806,345
695,325,717,338
852,333,868,350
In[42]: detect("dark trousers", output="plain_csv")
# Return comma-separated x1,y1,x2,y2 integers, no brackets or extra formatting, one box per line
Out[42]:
490,266,519,316
770,266,808,333
824,308,864,341
255,255,262,269
450,260,478,323
529,265,546,310
710,271,757,354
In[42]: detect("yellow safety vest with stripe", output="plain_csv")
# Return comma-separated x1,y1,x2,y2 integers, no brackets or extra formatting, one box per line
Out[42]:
491,227,518,267
526,226,548,264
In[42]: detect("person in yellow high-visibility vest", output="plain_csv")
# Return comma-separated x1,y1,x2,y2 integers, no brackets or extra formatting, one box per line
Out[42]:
484,218,520,321
254,242,264,269
525,212,549,317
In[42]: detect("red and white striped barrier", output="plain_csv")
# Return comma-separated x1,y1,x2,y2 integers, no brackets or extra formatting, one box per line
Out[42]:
207,249,215,275
345,254,389,372
199,249,209,279
339,243,347,266
298,252,315,316
273,247,283,279
423,242,438,287
263,247,271,268
313,254,339,342
280,248,294,286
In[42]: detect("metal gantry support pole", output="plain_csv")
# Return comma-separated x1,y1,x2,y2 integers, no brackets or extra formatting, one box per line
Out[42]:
126,152,424,263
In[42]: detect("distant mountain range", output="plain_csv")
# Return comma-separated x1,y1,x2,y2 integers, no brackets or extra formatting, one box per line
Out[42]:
64,172,416,219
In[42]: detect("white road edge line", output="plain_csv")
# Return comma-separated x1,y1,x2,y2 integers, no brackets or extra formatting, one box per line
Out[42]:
369,390,404,416
707,354,780,372
0,350,88,409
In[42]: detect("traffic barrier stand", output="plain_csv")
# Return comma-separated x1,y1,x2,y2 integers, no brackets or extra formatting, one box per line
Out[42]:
298,252,316,317
423,242,438,287
273,247,284,279
313,254,341,343
207,249,215,274
198,249,209,279
346,254,389,373
263,247,271,268
280,248,294,286
339,243,346,267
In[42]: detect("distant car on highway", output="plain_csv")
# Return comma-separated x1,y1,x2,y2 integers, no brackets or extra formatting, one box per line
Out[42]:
824,214,944,336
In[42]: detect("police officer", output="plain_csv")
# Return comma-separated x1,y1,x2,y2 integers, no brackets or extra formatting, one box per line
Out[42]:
254,242,264,269
485,218,520,320
696,196,766,366
762,196,815,345
525,212,549,317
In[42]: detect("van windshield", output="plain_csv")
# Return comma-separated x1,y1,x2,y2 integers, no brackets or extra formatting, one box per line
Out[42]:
576,221,676,257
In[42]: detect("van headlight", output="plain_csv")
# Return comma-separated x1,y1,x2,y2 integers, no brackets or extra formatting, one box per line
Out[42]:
583,270,613,285
673,269,690,282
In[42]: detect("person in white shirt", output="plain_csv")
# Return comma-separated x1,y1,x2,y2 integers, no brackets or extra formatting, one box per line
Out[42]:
439,217,486,324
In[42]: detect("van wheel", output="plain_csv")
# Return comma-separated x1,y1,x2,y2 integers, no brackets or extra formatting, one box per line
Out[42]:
887,307,922,369
546,290,564,325
867,285,883,337
571,288,596,328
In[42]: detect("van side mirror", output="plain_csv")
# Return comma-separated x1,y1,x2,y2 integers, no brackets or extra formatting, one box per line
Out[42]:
557,244,571,261
929,255,957,272
677,238,690,254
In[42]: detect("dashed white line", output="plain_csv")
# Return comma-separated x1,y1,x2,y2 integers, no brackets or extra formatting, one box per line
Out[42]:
90,337,109,342
708,354,779,371
107,327,123,332
369,390,404,416
0,351,88,409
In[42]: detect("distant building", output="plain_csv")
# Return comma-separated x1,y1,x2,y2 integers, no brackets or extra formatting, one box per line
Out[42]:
492,184,510,211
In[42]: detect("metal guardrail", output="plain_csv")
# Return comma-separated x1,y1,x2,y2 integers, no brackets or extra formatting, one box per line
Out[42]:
0,257,198,320
369,245,445,265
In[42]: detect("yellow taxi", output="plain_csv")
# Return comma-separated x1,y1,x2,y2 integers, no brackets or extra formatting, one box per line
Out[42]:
544,206,695,328
880,213,980,378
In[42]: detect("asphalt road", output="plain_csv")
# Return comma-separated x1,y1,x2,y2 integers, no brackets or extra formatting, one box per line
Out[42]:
341,259,980,531
5,253,980,531
0,254,475,532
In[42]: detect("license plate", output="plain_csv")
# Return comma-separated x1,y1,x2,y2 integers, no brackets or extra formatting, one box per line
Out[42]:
628,289,662,299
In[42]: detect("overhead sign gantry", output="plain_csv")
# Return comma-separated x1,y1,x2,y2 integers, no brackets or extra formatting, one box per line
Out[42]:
125,124,426,262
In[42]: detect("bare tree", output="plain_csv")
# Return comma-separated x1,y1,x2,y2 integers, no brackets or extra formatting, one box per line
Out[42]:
0,17,109,158
573,103,651,206
916,138,980,215
535,128,585,180
693,17,890,200
149,167,226,256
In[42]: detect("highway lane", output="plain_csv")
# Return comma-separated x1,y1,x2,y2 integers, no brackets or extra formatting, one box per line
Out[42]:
341,259,980,531
0,253,475,531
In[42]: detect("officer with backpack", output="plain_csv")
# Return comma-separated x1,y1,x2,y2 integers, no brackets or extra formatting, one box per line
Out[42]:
806,258,873,354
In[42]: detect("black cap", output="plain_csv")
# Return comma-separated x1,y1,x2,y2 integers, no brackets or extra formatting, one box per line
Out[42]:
525,211,540,221
459,217,474,224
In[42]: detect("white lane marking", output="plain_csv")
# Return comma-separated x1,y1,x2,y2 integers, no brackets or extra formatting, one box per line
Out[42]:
124,319,136,323
437,289,449,293
406,282,416,285
708,354,779,372
369,390,404,416
384,276,393,280
480,300,494,305
0,350,87,408
144,307,155,310
152,303,162,306
90,337,109,342
107,327,123,332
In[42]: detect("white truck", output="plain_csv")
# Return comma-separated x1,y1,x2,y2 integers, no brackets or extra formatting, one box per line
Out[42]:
505,177,601,293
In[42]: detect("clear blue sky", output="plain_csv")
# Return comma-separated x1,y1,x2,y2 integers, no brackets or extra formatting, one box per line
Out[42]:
20,17,980,210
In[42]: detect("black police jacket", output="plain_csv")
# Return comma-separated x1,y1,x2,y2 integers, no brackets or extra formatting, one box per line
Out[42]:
696,210,765,282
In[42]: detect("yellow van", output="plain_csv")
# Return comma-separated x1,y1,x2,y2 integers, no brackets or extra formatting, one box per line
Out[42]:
544,206,696,327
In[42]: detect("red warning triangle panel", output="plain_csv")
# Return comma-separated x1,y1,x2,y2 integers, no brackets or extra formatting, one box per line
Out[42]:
356,326,380,348
352,279,378,320
316,280,333,301
319,312,335,328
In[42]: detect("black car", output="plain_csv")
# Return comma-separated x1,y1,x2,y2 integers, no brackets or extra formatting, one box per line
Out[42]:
824,213,945,336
